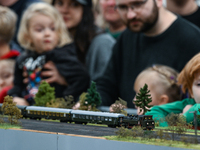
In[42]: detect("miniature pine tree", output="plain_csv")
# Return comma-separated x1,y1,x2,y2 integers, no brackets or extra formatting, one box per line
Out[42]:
34,81,55,106
85,81,101,109
2,96,22,125
134,83,153,115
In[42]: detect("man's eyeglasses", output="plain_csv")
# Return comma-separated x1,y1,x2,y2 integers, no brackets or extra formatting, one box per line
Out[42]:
115,0,148,14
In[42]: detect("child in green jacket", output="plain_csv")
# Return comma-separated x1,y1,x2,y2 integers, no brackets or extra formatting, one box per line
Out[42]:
145,53,200,126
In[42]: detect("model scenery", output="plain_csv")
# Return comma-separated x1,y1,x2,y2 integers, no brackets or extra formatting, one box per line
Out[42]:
0,102,155,130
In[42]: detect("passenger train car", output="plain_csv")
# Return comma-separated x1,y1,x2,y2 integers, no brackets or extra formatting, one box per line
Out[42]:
0,104,155,130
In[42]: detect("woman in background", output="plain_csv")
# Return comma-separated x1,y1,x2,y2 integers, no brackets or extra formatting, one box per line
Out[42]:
52,0,115,81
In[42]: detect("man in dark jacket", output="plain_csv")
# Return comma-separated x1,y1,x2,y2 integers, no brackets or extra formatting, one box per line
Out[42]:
97,0,200,108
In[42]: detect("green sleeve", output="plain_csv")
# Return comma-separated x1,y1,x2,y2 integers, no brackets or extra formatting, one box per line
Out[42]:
145,98,196,127
183,104,200,125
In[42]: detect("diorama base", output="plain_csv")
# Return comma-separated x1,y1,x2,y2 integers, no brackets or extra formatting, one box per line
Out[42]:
0,129,187,150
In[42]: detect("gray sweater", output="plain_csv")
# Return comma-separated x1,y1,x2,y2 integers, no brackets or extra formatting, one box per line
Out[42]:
86,33,116,81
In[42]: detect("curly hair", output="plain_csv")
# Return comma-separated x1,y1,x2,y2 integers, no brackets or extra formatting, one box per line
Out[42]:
178,53,200,96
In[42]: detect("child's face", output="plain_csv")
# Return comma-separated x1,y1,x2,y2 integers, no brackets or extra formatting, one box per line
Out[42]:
0,65,14,91
28,14,59,53
192,71,200,103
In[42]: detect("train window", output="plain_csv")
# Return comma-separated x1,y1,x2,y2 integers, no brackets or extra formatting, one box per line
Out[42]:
79,115,82,119
90,116,93,120
105,117,108,121
56,113,59,117
145,117,147,120
86,116,89,119
45,112,48,115
34,111,37,115
148,117,152,120
109,117,112,121
82,115,86,119
97,116,100,120
60,113,64,117
101,117,104,121
41,111,44,115
37,111,40,115
93,116,97,120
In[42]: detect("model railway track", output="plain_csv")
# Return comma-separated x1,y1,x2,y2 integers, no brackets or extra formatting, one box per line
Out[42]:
14,118,118,136
0,104,155,130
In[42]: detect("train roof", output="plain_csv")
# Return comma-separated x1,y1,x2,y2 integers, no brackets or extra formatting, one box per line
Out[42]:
26,106,72,113
71,110,125,117
16,105,27,109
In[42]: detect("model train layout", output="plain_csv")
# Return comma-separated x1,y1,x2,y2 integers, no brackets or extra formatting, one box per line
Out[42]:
0,104,155,130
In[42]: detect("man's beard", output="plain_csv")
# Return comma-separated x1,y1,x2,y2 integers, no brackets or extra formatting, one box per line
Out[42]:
127,1,159,33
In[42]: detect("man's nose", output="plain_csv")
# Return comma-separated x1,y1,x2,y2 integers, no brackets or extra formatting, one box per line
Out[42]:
127,8,137,19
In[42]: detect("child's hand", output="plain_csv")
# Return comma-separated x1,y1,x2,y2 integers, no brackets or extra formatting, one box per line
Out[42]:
182,105,193,114
13,97,29,106
41,61,68,86
73,102,80,110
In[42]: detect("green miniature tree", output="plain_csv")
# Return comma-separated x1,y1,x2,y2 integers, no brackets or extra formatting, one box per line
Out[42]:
110,97,127,115
2,96,22,125
84,81,101,110
115,127,131,138
34,81,55,106
165,113,188,141
134,83,153,114
0,114,4,124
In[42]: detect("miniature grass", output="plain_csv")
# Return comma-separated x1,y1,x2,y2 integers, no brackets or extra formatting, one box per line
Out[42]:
154,126,200,135
105,136,200,149
0,123,21,129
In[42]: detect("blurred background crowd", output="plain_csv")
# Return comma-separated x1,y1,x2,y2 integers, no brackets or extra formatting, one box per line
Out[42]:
1,0,200,117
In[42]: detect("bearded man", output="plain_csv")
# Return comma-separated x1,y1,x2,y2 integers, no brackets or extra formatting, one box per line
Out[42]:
96,0,200,108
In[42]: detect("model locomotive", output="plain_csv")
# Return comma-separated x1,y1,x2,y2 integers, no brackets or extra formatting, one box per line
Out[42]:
0,104,155,130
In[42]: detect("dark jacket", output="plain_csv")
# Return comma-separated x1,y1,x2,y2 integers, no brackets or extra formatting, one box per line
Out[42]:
97,16,200,108
8,43,90,104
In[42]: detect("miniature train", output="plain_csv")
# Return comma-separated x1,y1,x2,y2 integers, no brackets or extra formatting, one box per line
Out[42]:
0,104,155,130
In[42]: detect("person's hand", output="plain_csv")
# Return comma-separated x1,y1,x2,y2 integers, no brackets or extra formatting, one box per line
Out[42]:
23,71,28,84
182,105,193,114
41,61,68,86
73,102,80,110
109,103,127,113
23,61,68,86
13,97,29,106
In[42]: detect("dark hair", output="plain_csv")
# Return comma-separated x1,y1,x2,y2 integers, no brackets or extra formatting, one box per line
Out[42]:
52,0,98,64
74,5,97,64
